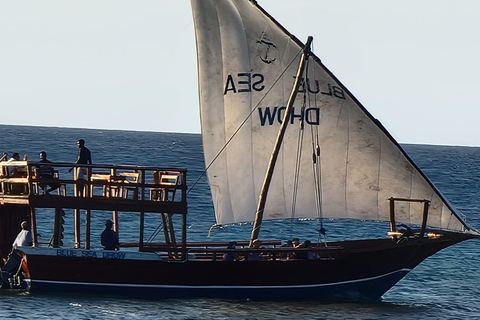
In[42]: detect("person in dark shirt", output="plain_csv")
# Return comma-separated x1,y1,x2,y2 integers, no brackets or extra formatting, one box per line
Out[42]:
248,239,264,261
68,139,92,196
36,151,60,194
222,241,240,261
101,220,119,251
68,139,92,180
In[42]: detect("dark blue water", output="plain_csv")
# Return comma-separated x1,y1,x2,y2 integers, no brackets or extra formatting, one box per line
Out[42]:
0,124,479,319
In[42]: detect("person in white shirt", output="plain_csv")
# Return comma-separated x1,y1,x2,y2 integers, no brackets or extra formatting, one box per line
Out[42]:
12,221,32,248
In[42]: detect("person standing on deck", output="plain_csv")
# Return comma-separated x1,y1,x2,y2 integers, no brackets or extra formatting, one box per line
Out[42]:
68,139,92,179
101,220,119,250
68,139,91,196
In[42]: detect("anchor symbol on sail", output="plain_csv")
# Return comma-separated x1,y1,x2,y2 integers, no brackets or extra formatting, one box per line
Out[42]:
256,32,278,64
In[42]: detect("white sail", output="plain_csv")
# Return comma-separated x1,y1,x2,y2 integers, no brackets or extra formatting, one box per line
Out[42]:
191,0,470,232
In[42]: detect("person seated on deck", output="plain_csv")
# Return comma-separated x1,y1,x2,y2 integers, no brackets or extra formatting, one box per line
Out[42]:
292,237,301,248
36,151,60,194
280,240,294,260
6,152,29,194
101,220,119,251
222,241,240,261
12,221,33,249
247,239,264,261
294,240,320,260
7,152,21,176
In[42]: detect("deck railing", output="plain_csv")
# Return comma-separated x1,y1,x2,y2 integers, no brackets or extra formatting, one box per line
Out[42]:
0,161,187,206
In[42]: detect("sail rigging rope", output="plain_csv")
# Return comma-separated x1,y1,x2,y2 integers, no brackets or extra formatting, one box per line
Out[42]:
287,52,326,243
302,54,326,244
290,92,306,220
186,48,304,195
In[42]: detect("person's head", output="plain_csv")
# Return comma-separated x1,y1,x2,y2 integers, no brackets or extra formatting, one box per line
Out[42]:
21,221,28,230
12,152,20,160
286,240,293,247
77,139,85,148
292,237,300,245
227,241,237,249
39,151,47,160
105,219,113,229
303,240,312,247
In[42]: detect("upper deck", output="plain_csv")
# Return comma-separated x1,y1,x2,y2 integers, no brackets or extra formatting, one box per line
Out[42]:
0,161,188,251
0,161,187,214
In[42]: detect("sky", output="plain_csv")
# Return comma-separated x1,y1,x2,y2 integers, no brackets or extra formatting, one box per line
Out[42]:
1,0,479,146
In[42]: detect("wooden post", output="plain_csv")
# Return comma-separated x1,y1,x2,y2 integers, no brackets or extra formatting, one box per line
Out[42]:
389,197,396,235
113,210,119,235
74,209,81,248
139,211,144,250
73,167,78,197
53,208,65,247
30,207,37,247
140,169,146,202
139,171,145,251
167,213,177,259
250,36,313,247
160,213,170,244
420,200,430,238
85,209,91,249
27,164,34,195
182,212,187,260
86,167,91,198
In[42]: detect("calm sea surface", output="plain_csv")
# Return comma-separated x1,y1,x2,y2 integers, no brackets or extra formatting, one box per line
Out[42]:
0,124,479,319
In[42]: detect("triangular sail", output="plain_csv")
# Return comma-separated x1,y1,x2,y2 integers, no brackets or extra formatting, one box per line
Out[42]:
191,0,471,233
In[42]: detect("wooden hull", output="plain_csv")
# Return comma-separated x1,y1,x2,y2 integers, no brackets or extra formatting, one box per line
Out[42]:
19,232,474,301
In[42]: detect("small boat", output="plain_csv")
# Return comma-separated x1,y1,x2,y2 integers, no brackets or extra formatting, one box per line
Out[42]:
0,0,477,301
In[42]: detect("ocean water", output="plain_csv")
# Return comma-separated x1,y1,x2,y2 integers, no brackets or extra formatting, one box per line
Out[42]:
0,124,479,319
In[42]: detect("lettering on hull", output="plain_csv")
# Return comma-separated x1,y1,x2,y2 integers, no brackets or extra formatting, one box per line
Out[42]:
55,249,126,259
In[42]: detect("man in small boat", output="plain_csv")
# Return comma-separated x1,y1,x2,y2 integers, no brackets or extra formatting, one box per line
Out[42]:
0,221,31,289
101,220,119,251
36,151,60,194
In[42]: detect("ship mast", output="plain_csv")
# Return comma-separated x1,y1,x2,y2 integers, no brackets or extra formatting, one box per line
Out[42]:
249,36,313,247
